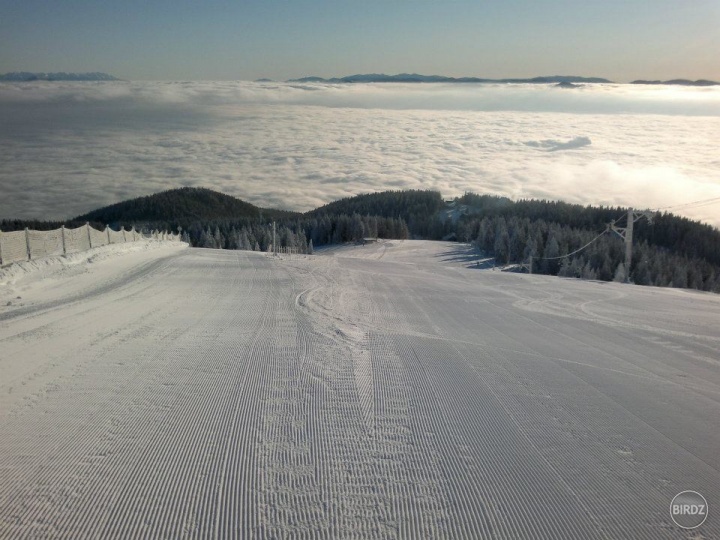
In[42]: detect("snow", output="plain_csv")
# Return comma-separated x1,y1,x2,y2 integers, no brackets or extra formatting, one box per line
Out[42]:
0,240,187,310
1,240,719,538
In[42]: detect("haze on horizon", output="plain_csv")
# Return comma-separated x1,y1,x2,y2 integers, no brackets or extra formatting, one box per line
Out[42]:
1,0,719,82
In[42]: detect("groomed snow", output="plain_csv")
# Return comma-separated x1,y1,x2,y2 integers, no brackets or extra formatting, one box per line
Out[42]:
1,239,187,308
1,240,718,538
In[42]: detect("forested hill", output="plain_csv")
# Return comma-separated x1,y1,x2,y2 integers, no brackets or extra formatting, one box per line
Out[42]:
3,187,719,292
307,190,446,238
308,190,444,218
73,187,297,227
452,193,720,268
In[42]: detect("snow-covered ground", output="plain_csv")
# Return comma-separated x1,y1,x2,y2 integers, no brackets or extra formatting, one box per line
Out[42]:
1,240,718,538
0,240,188,309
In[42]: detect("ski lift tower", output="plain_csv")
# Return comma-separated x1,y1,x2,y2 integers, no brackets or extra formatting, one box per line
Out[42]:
608,208,655,282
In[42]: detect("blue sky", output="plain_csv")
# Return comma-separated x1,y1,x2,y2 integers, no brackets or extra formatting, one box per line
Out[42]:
1,0,719,81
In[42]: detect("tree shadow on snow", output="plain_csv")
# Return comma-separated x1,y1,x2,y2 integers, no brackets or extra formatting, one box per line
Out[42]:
434,245,495,269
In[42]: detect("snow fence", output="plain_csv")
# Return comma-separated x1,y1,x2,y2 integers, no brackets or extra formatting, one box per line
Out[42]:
0,224,181,266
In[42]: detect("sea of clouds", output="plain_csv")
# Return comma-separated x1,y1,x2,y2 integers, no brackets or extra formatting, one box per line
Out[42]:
1,81,719,226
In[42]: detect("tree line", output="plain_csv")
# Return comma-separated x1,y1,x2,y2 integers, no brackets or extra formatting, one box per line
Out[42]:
3,188,719,292
461,214,720,292
181,214,410,252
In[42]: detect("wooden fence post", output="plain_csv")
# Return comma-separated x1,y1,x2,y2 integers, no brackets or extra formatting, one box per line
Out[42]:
87,223,93,248
61,225,67,255
107,227,111,245
0,230,4,265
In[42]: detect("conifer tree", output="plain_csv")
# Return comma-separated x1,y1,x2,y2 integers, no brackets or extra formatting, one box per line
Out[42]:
213,226,224,249
613,262,626,282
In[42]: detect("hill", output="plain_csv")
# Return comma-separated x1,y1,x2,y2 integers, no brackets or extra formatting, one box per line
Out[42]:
287,73,612,84
307,190,446,238
451,192,720,266
0,72,120,81
3,187,719,292
631,79,719,86
73,187,296,228
308,189,444,220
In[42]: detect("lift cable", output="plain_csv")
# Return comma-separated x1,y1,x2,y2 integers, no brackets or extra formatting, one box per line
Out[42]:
523,197,718,272
655,196,720,212
536,229,608,261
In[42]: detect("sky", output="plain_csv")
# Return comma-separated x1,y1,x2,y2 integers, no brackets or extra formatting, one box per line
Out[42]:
1,0,719,82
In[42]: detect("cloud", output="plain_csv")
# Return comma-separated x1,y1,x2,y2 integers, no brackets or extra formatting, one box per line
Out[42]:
1,81,719,227
3,80,720,114
525,136,592,152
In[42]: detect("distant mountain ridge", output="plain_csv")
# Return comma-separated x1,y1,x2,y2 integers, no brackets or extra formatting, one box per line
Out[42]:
287,73,612,84
0,72,120,81
631,79,719,86
4,72,715,85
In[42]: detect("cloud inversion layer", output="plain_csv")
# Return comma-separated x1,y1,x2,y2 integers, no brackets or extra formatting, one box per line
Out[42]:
1,81,719,227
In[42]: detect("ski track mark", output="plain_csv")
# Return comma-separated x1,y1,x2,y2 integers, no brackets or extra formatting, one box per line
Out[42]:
1,242,719,538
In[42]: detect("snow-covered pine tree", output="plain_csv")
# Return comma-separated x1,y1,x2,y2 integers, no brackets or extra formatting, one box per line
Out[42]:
239,228,251,251
213,226,224,249
558,257,572,277
202,227,215,248
613,262,626,282
494,218,510,265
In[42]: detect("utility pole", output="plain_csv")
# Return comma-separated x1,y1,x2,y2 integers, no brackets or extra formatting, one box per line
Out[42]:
609,208,654,283
625,208,633,275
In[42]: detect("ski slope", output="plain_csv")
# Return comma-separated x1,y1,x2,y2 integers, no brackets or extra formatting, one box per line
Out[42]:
1,240,719,538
